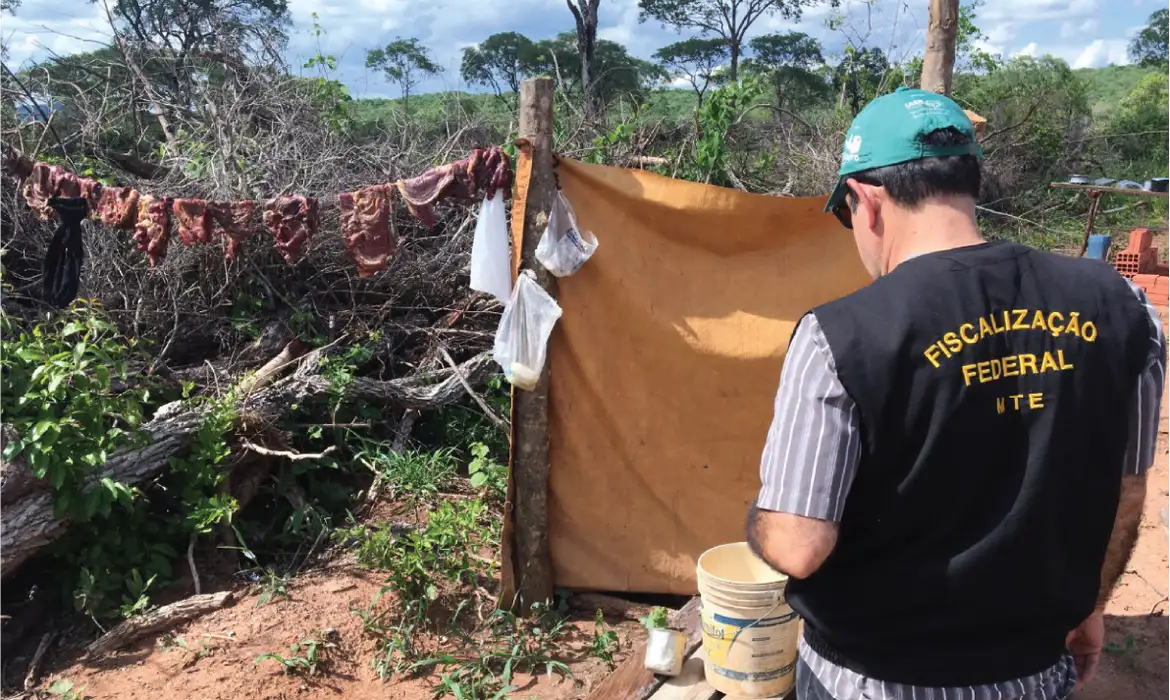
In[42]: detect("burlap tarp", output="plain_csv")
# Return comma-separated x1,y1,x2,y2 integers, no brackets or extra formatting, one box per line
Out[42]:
538,158,870,594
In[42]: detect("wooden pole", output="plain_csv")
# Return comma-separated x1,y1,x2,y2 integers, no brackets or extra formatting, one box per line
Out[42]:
512,76,557,612
921,0,959,95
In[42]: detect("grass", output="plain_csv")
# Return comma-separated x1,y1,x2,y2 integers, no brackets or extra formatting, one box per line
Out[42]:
414,603,573,699
256,568,291,607
360,445,458,501
256,634,337,676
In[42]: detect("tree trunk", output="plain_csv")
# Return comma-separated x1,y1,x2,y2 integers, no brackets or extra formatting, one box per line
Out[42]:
728,41,740,82
567,0,600,113
921,0,960,95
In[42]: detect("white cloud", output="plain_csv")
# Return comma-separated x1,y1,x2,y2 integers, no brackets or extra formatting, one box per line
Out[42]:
1072,38,1130,68
1061,17,1099,38
1015,42,1039,56
981,0,1098,23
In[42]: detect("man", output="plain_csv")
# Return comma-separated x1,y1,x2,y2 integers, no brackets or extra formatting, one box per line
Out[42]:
746,87,1166,700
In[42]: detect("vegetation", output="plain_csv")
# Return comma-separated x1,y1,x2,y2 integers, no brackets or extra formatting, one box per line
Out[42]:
0,0,1167,695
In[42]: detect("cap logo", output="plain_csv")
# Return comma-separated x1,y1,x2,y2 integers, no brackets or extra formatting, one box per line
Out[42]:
843,134,862,162
904,98,942,109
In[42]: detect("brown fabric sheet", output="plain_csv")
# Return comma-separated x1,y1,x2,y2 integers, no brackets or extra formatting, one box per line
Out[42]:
546,159,869,594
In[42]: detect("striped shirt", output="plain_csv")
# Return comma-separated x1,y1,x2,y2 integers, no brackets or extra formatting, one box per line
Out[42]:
758,282,1166,700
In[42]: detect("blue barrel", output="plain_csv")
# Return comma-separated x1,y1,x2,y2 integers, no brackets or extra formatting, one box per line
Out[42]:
1086,234,1111,261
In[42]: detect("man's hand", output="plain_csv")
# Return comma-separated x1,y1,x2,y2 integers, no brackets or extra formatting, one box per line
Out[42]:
1066,610,1104,686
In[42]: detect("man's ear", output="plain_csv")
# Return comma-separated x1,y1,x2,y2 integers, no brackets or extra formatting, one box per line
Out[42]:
846,178,880,231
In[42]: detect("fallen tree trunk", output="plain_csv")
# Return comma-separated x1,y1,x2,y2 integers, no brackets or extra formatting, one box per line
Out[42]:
85,591,234,657
0,350,496,579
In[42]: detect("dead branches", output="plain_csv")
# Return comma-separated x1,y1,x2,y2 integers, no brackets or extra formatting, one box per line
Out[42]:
84,591,234,657
0,349,497,580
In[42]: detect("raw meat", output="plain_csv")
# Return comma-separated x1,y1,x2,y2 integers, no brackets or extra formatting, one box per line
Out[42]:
21,163,55,219
207,200,256,260
262,195,318,264
94,186,140,229
22,163,82,220
172,198,215,245
396,146,512,227
78,178,103,213
339,184,396,277
1,145,34,180
133,195,171,267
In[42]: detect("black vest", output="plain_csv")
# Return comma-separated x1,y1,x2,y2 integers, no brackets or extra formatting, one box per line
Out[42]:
788,241,1151,686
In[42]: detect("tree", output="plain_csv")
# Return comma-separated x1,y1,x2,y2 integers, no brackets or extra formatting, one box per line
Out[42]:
745,31,828,109
460,32,534,105
638,0,818,81
1105,72,1169,174
566,0,602,108
831,46,890,114
1129,9,1169,67
525,33,661,105
366,38,442,113
654,38,728,108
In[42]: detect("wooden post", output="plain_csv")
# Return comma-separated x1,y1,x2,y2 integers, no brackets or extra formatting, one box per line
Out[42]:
1078,191,1104,257
921,0,959,95
512,76,557,612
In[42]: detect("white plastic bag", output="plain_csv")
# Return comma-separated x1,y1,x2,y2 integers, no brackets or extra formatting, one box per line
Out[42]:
536,191,597,277
493,270,563,390
469,190,512,304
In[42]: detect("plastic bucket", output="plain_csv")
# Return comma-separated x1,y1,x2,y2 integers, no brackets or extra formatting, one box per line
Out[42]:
696,542,800,699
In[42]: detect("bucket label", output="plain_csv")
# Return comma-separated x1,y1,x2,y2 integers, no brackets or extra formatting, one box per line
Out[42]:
699,607,799,669
710,659,796,682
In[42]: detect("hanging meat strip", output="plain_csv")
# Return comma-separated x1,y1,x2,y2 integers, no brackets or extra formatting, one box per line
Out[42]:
339,185,397,278
262,195,318,264
396,146,513,228
94,186,140,230
21,163,54,219
22,163,82,220
78,178,103,213
1,145,34,180
133,195,171,267
172,198,215,245
207,200,256,260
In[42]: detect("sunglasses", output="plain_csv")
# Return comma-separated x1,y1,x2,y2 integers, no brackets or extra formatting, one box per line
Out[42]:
832,199,853,230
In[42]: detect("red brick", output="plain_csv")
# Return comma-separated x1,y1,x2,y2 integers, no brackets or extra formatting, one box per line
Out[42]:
1133,273,1159,290
1154,276,1170,292
1125,227,1154,253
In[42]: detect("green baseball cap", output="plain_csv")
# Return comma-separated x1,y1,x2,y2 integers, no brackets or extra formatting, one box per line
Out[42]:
824,87,983,214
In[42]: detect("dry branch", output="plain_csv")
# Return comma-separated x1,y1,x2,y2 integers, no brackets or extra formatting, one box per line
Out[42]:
84,591,234,657
0,350,497,579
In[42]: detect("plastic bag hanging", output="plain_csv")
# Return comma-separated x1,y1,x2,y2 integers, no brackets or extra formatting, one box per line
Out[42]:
43,196,89,309
535,190,597,277
469,189,512,303
493,270,563,390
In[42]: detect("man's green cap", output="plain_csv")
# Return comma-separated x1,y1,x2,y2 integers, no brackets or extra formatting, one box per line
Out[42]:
824,87,983,213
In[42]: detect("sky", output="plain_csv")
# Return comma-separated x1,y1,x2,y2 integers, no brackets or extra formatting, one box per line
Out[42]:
1,0,1164,99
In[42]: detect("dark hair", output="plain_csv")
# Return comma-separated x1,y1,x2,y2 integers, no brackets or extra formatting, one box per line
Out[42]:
846,127,981,211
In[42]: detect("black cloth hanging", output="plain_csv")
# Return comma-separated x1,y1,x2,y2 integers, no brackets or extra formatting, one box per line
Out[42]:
44,196,88,309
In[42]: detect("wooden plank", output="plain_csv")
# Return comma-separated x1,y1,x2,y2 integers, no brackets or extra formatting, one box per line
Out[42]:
647,649,719,700
587,597,703,700
511,76,559,613
1050,182,1170,198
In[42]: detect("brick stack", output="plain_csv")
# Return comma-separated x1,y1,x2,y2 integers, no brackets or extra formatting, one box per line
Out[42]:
1134,274,1170,307
1112,228,1158,278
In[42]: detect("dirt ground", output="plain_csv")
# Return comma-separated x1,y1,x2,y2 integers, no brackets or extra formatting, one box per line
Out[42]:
34,439,1169,700
1074,433,1169,700
23,409,1170,699
42,566,646,700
